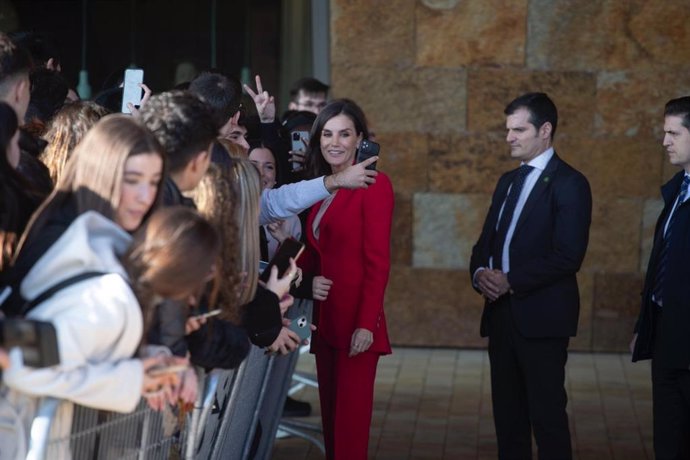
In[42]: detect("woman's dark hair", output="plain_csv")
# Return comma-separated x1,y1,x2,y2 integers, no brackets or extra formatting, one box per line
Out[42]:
306,98,369,178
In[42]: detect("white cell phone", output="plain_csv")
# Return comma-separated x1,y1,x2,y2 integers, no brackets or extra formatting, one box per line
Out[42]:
121,68,144,113
290,131,310,171
192,309,222,320
147,364,189,377
290,130,309,152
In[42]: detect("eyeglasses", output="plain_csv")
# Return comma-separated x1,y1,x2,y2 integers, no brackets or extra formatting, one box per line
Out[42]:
296,100,327,110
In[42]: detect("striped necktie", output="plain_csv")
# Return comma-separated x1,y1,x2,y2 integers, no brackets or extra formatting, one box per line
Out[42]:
651,175,690,305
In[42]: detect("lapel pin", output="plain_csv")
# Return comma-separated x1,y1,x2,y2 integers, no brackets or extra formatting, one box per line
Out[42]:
543,176,551,183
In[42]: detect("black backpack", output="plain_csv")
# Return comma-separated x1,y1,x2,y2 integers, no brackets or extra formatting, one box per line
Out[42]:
15,271,107,316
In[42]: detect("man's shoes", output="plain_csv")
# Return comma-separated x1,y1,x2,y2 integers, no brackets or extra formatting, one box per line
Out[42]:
282,396,311,417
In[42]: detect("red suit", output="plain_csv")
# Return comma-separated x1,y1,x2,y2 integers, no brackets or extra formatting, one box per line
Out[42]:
300,172,394,459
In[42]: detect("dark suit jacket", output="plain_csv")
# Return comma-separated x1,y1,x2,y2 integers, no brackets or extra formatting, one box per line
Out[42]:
633,171,690,369
470,153,592,338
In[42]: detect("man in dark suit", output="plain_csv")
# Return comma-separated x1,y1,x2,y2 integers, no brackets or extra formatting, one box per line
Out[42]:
632,96,690,460
470,92,592,459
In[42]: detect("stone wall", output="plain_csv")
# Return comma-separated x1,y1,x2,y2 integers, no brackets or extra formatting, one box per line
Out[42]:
329,0,690,351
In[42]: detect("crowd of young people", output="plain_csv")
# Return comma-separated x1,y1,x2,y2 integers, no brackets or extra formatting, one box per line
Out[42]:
0,31,393,459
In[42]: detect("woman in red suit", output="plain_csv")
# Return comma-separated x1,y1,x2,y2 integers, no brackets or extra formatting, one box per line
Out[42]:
300,99,394,459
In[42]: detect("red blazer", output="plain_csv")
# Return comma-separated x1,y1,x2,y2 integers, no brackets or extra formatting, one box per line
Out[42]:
300,172,394,355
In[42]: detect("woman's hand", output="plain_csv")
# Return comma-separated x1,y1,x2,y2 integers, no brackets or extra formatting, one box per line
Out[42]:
128,83,152,116
264,258,298,300
289,150,306,172
267,220,289,243
185,314,207,335
266,326,301,355
176,367,198,408
312,276,333,301
349,328,374,357
141,355,186,410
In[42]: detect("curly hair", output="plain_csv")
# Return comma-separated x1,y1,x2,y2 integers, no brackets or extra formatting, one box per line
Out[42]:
138,90,217,174
40,100,109,184
191,162,244,323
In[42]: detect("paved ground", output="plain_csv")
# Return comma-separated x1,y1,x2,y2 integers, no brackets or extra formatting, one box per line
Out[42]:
272,347,653,459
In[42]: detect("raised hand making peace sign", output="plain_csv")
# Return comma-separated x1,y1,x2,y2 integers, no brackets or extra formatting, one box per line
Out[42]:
243,75,276,123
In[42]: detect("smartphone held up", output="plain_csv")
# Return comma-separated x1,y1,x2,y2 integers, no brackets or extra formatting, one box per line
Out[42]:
121,68,144,114
290,130,310,171
259,237,305,283
356,139,380,171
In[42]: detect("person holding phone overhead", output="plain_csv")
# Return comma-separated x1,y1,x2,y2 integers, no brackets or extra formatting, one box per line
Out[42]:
300,99,393,459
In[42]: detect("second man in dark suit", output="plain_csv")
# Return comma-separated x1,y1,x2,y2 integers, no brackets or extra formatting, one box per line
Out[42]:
470,92,592,459
632,96,690,459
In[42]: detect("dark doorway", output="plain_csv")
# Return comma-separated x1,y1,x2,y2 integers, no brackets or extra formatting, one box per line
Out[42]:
9,0,281,102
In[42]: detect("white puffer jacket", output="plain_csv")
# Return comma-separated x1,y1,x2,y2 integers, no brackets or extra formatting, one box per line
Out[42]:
0,212,146,460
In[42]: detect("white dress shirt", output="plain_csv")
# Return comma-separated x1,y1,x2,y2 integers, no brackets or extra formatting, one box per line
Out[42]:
492,147,554,273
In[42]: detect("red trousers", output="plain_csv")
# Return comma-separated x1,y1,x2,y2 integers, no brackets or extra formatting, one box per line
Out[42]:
314,342,380,460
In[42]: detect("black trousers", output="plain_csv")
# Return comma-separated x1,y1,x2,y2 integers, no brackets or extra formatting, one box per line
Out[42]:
652,309,690,460
487,296,572,460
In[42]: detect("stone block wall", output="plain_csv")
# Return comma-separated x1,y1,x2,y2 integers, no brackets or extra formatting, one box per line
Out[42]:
329,0,690,351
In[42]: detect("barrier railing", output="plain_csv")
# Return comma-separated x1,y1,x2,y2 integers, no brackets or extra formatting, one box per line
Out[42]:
23,301,323,460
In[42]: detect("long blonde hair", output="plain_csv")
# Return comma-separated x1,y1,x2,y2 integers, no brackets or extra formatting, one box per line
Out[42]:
16,114,165,258
40,101,109,184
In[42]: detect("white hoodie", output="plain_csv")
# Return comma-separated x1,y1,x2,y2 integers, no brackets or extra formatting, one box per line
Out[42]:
3,211,144,412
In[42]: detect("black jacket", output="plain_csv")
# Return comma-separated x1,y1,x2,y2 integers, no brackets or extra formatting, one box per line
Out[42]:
470,153,592,338
633,171,690,369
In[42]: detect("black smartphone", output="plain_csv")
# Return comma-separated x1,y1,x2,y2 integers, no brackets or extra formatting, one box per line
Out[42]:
356,139,380,171
259,237,305,283
1,319,60,368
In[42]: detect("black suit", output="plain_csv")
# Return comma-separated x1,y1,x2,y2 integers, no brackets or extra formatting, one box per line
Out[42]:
633,170,690,459
470,152,592,459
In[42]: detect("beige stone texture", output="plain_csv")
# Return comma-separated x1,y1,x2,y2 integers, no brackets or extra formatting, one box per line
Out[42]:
466,68,596,136
640,199,663,273
558,136,663,200
416,0,527,67
585,198,643,273
391,194,412,266
330,64,467,134
428,133,516,195
591,272,645,352
571,271,594,351
527,0,690,71
376,132,429,197
385,265,485,347
330,0,415,67
412,193,491,270
596,70,690,137
329,0,690,350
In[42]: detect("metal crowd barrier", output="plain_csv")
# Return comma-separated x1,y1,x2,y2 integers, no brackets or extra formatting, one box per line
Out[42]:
24,300,324,460
28,397,180,460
